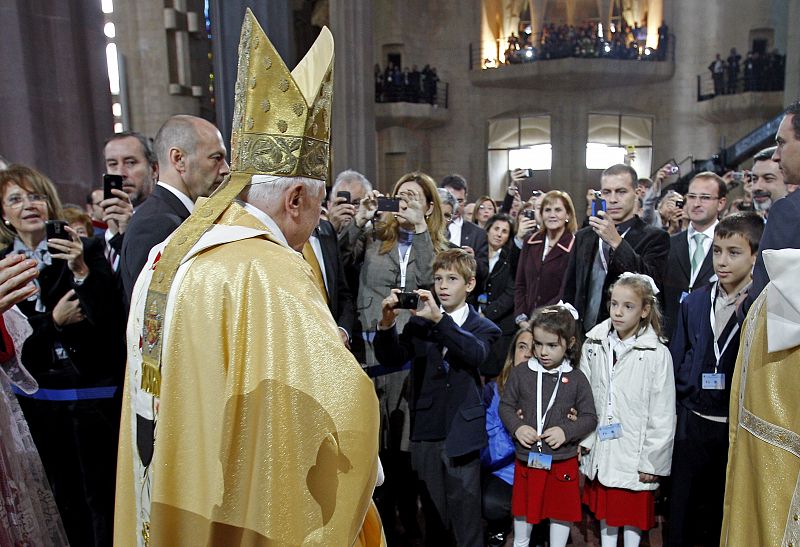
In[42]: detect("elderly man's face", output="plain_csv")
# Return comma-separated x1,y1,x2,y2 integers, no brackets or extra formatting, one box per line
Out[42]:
297,184,324,248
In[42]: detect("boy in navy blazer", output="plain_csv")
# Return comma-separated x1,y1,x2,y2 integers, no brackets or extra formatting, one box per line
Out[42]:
375,248,500,547
667,212,763,547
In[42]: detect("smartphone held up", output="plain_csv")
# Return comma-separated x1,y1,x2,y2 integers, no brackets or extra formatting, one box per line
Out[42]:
591,191,607,217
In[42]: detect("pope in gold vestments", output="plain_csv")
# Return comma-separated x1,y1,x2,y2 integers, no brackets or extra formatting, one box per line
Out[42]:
721,249,800,546
114,10,383,546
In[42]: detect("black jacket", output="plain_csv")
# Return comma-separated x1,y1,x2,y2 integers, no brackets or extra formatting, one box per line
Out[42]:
374,306,500,457
563,216,669,328
669,283,739,428
662,229,714,340
120,184,191,302
1,237,126,388
315,219,356,337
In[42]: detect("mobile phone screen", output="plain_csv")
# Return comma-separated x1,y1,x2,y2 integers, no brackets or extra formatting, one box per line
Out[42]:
103,174,124,201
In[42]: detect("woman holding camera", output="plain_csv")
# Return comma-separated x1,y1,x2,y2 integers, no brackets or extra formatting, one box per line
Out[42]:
0,165,125,547
340,171,449,541
513,190,577,325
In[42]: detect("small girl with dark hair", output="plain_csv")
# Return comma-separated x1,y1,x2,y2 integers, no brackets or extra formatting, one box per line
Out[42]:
579,273,676,547
499,304,597,547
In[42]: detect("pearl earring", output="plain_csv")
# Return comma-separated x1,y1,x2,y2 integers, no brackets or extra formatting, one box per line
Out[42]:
3,220,9,226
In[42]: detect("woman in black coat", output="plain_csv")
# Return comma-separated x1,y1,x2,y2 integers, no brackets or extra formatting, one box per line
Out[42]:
0,165,126,547
479,214,519,377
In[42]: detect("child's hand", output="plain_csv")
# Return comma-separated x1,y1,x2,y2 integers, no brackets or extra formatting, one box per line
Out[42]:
412,289,442,324
378,289,401,328
638,472,658,483
541,426,566,449
514,425,539,448
566,407,578,422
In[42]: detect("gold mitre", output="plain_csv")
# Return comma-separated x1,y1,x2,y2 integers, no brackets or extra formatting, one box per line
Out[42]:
230,9,333,181
137,10,334,397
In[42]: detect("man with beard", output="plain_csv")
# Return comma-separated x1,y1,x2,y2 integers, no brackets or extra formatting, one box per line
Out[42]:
746,101,800,302
749,146,786,218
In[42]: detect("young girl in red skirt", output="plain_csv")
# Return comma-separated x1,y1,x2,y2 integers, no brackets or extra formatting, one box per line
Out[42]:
579,274,676,547
499,304,598,547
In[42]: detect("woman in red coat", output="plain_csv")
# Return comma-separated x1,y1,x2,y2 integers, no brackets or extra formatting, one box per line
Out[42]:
513,191,577,323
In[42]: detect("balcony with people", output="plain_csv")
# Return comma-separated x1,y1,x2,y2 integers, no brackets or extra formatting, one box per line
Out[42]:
374,62,450,130
471,0,674,89
697,45,786,122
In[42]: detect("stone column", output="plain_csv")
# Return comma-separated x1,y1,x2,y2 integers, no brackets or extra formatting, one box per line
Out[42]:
528,0,548,45
0,1,113,204
597,0,612,39
785,0,800,105
330,0,377,184
211,0,294,150
646,0,663,49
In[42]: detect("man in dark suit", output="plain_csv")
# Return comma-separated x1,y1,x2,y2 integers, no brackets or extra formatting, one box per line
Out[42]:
748,102,800,307
663,172,728,339
563,164,669,332
100,131,156,269
441,174,489,289
308,218,356,346
120,115,230,300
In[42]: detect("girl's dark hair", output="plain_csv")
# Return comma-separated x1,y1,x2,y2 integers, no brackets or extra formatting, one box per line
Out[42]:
529,305,582,365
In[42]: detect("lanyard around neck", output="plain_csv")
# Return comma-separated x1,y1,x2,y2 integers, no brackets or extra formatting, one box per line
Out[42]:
398,244,412,290
709,283,739,374
536,367,563,451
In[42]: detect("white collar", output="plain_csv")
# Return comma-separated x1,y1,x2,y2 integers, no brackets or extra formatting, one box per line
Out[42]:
441,302,469,326
763,249,800,352
687,220,718,240
527,357,573,374
609,328,637,351
157,181,195,213
237,200,291,249
452,216,463,227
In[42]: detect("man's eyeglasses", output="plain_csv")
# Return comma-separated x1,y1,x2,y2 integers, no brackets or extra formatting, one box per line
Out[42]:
684,194,719,202
5,193,48,209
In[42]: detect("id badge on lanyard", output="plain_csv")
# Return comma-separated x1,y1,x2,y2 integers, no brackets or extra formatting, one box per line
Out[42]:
704,283,738,390
528,368,562,470
598,341,624,441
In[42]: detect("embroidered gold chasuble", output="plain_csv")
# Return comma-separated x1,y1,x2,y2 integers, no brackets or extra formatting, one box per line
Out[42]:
115,202,383,546
721,288,800,546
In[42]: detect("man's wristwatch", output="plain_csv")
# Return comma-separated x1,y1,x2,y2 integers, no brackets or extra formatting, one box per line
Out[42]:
515,313,528,326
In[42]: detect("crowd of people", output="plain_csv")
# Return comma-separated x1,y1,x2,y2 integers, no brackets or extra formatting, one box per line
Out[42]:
706,47,785,97
1,9,799,546
376,63,442,104
503,20,668,65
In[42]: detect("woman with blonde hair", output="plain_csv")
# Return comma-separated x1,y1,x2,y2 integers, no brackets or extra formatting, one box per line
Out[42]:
340,171,448,542
473,195,498,229
513,190,578,326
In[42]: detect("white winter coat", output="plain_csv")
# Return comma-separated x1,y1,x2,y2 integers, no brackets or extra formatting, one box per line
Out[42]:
579,319,676,491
